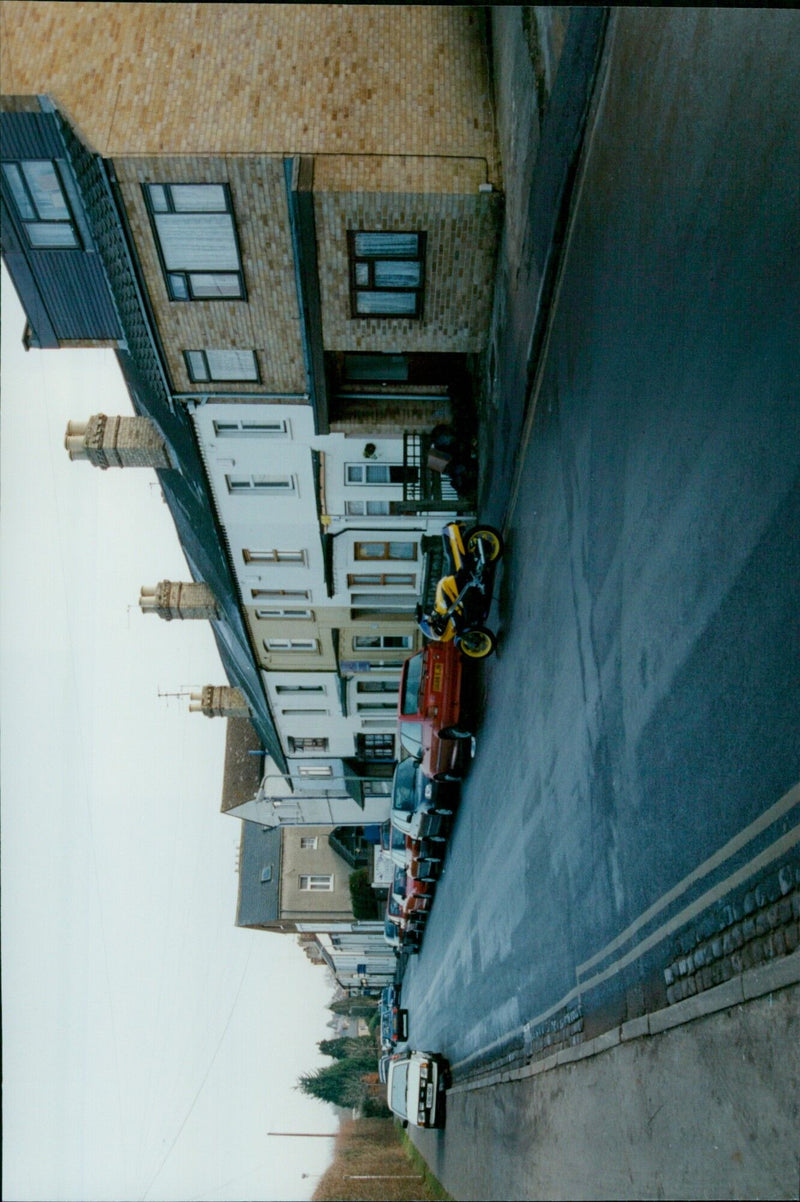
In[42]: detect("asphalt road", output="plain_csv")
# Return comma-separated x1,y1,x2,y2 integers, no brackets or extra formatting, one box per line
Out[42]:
400,5,800,1086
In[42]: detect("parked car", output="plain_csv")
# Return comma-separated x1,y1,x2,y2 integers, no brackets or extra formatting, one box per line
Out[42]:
405,834,445,882
383,892,420,954
397,641,475,777
378,1052,396,1084
390,755,460,842
380,984,409,1050
390,864,434,922
403,868,435,917
380,820,407,858
386,1049,450,1129
384,821,446,882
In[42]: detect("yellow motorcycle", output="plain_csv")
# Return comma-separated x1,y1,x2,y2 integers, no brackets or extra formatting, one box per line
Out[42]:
417,522,504,659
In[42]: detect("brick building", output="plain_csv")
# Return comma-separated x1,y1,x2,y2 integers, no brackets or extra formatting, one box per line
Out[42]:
0,3,502,818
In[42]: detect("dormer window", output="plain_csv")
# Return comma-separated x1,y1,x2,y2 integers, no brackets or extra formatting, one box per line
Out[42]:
2,160,79,248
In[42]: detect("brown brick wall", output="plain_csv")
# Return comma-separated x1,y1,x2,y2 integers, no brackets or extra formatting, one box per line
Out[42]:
0,4,500,180
314,182,503,354
115,155,306,394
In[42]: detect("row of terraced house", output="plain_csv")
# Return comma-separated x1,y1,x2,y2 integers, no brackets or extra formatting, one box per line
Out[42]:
0,3,503,992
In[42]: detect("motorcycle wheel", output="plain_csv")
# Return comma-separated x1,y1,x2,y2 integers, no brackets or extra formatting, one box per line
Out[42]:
465,524,504,561
457,626,497,659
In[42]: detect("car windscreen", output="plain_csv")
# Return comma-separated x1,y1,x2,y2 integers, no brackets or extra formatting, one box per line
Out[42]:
399,722,424,758
391,757,418,812
400,653,423,714
389,1061,410,1118
388,823,405,851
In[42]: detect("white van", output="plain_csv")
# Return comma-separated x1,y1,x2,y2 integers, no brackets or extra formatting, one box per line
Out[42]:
386,1049,449,1129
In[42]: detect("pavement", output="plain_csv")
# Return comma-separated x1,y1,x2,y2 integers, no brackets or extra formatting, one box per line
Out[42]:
447,7,800,1198
477,6,609,531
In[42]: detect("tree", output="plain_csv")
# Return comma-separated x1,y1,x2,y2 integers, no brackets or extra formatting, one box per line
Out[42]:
349,868,379,919
318,1036,376,1064
298,1060,369,1108
329,997,378,1017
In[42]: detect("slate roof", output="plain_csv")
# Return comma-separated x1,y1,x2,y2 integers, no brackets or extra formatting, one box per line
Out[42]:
221,718,264,813
53,110,287,771
236,822,282,927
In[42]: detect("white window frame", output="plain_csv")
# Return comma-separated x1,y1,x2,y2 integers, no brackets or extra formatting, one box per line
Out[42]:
354,540,417,561
213,418,288,436
244,549,305,564
251,587,310,599
299,874,334,891
345,499,391,516
264,638,318,652
299,836,319,850
255,608,313,620
346,463,403,485
226,474,295,494
275,684,326,695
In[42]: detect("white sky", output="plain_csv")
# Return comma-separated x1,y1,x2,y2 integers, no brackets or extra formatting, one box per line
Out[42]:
0,266,338,1202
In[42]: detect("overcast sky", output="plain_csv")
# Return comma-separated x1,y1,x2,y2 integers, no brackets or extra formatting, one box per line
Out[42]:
0,265,339,1202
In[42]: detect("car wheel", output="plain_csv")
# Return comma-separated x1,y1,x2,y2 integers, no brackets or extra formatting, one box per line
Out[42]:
457,626,497,659
464,524,504,561
439,725,473,740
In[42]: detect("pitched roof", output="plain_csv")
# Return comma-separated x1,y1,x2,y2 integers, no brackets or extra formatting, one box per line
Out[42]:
54,110,287,771
236,822,282,927
221,718,263,813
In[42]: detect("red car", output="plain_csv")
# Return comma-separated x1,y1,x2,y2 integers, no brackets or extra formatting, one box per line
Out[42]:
405,834,445,883
397,641,474,777
389,865,434,936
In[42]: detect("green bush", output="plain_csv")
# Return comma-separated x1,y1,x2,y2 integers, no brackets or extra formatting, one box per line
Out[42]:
349,868,379,919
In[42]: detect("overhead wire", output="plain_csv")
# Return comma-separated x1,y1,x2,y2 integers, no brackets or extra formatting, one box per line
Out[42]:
140,940,255,1202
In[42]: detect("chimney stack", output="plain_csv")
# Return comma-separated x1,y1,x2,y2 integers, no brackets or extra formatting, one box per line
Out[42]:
139,581,218,621
189,686,251,718
65,414,172,468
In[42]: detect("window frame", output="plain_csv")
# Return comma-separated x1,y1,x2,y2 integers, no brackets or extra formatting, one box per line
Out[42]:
264,638,319,652
347,230,426,319
290,738,329,753
255,607,314,620
143,182,246,301
2,159,81,250
243,549,305,565
225,474,296,494
348,573,416,587
185,349,261,383
299,874,334,891
353,635,413,651
354,540,418,562
214,418,288,437
357,733,395,759
345,463,407,485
